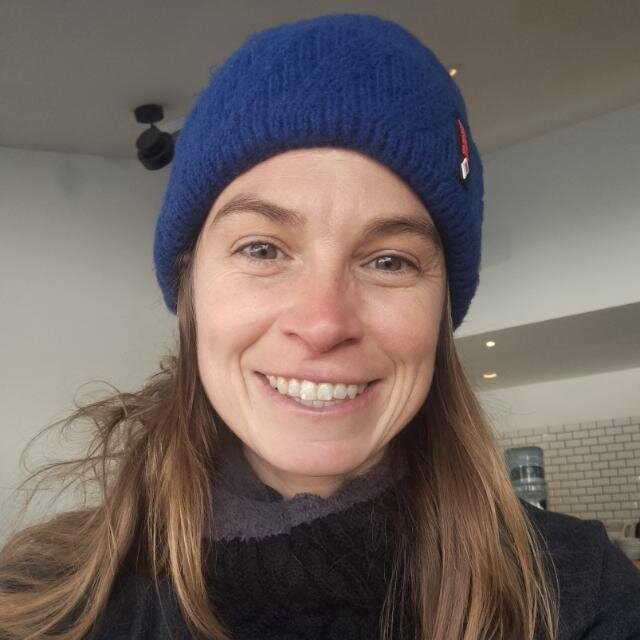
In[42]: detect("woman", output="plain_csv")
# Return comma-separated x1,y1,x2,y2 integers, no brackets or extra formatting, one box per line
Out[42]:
2,13,639,640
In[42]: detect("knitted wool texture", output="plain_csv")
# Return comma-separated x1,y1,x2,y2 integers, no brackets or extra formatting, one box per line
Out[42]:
153,13,484,330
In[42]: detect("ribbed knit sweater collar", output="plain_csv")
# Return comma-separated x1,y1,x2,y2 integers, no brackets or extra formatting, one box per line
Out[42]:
210,433,408,542
204,434,410,639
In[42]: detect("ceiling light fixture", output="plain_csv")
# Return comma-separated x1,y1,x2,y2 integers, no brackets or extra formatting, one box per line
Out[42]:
133,103,176,170
483,372,498,379
486,340,495,348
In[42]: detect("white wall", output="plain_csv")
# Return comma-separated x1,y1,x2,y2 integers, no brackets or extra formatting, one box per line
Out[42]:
494,416,640,526
478,366,640,433
462,103,640,435
460,102,640,337
0,146,175,541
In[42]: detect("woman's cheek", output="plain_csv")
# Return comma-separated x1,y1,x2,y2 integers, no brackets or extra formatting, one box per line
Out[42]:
199,274,280,338
368,287,438,333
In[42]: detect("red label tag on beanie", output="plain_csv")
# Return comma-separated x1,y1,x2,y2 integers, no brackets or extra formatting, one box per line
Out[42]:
456,118,470,185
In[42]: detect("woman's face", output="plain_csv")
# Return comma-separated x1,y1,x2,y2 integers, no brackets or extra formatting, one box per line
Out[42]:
192,148,446,498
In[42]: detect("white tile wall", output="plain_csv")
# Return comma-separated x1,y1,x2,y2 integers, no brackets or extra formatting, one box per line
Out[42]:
495,415,640,526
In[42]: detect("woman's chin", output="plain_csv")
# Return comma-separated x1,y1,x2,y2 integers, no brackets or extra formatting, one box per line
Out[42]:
243,439,376,495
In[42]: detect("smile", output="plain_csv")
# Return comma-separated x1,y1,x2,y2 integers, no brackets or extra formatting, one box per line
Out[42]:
256,372,379,412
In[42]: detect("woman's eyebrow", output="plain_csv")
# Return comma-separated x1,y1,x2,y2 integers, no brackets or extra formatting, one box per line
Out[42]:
361,215,442,250
207,193,441,249
208,194,305,231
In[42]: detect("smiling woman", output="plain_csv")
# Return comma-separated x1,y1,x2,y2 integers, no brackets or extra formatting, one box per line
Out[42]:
191,148,446,500
2,11,640,640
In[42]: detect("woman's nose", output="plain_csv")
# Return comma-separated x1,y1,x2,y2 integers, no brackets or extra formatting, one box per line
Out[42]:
276,272,364,354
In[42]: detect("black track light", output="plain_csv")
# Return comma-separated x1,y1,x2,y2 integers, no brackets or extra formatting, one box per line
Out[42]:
134,104,174,170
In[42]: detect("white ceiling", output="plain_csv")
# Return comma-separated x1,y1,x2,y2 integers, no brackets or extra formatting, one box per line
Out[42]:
456,302,640,390
1,0,640,158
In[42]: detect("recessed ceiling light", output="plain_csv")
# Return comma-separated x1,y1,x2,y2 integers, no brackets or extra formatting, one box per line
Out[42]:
448,67,458,77
486,340,495,348
483,372,498,379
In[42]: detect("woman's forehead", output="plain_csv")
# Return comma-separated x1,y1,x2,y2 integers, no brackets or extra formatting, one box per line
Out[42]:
209,147,431,225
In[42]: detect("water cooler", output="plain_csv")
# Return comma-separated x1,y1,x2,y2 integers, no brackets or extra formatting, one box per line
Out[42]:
504,446,547,510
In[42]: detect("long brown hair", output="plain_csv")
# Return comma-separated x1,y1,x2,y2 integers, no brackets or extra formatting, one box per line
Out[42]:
0,246,558,640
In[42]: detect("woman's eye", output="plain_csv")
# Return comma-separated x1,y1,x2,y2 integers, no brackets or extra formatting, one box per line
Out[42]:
369,255,419,274
236,241,283,261
234,243,419,275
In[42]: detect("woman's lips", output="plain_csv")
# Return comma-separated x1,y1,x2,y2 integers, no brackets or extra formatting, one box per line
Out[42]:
254,371,380,416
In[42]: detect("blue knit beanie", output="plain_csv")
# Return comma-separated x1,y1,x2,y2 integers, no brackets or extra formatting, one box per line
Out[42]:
153,13,483,330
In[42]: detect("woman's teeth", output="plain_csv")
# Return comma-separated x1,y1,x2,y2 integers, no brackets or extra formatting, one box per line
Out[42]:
264,374,368,408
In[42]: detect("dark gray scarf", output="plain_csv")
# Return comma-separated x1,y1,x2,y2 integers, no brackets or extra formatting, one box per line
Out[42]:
210,432,409,542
